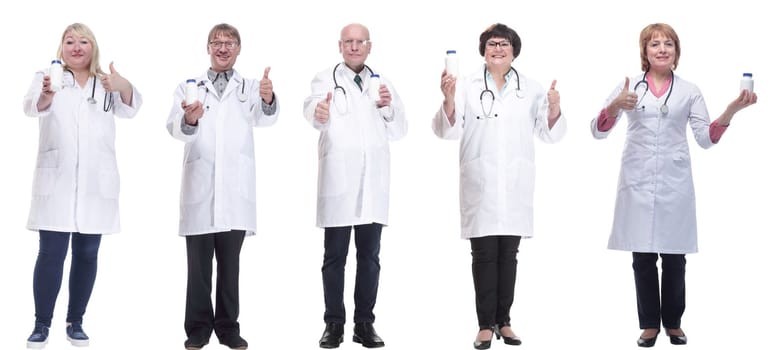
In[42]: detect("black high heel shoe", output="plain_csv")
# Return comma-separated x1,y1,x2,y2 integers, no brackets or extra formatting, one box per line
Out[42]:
473,327,494,349
637,328,660,347
665,328,687,345
494,323,522,346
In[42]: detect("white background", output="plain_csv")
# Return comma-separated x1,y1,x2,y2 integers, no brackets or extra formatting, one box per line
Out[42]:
1,0,777,349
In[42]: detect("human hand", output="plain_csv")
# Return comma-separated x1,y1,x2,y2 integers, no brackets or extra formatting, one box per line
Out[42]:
100,62,131,92
727,89,758,114
548,80,560,117
608,77,638,116
40,75,56,97
376,84,392,108
260,67,273,104
315,92,332,124
440,69,456,102
181,100,205,126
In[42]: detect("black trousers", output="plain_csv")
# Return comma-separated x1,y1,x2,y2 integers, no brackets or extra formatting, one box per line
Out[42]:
185,230,245,340
632,252,686,329
322,223,382,324
470,235,521,329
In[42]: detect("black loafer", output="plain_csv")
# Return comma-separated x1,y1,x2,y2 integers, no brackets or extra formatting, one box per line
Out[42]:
219,333,248,350
319,323,344,348
637,329,660,348
666,328,687,345
353,322,385,348
184,332,210,350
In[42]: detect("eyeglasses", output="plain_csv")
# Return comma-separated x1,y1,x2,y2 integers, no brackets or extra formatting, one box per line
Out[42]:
486,40,511,49
209,41,239,50
341,39,370,48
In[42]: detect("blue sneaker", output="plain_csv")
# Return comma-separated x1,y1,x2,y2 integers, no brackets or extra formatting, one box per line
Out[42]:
26,323,49,349
66,322,90,347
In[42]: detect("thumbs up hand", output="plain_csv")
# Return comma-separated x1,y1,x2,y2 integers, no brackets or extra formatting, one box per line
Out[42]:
607,77,638,116
315,92,332,124
260,66,274,104
100,62,131,93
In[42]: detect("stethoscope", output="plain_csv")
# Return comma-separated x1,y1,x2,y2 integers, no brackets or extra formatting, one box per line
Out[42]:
196,75,249,102
634,71,674,114
65,69,113,112
332,62,374,114
478,66,523,119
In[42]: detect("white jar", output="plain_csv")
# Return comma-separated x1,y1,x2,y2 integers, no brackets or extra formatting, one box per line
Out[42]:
740,73,753,93
369,74,381,102
185,79,198,105
445,50,458,77
49,59,63,92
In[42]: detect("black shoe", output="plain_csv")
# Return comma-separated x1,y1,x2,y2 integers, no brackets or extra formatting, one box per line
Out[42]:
319,323,344,349
637,328,660,348
473,327,493,350
665,328,688,345
353,322,385,348
184,332,210,350
219,333,248,350
494,323,522,346
26,322,49,349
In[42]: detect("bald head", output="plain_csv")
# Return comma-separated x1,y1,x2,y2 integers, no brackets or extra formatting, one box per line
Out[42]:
341,23,370,40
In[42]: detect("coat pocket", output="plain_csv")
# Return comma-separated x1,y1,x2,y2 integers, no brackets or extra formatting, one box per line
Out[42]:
182,158,213,204
318,153,347,197
32,150,59,196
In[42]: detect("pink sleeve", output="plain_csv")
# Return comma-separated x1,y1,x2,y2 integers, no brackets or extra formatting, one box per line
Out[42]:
596,108,617,132
709,120,729,144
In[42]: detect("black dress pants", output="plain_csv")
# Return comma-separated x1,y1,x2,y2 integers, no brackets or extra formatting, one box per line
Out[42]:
470,235,521,329
632,252,686,329
185,230,245,340
322,223,382,324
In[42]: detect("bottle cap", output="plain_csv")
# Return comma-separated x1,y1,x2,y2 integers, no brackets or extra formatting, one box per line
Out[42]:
447,50,456,54
371,74,380,78
742,73,752,78
186,79,197,83
51,59,62,64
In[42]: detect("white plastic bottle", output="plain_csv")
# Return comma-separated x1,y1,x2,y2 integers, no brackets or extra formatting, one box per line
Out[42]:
740,73,753,93
445,50,459,77
369,74,381,102
49,59,63,92
185,79,198,105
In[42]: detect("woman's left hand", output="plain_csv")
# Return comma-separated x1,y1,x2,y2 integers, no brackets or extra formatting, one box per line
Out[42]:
100,62,131,93
727,89,758,114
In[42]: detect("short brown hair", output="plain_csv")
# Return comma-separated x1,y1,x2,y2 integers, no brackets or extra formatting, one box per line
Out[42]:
479,23,521,58
207,23,241,47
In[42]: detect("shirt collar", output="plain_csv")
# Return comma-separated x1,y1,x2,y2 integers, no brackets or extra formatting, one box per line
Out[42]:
208,68,234,82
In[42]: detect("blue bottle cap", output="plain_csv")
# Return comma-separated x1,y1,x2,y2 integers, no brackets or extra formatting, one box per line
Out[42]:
51,59,62,64
186,78,197,83
371,74,380,78
742,73,752,78
447,50,456,54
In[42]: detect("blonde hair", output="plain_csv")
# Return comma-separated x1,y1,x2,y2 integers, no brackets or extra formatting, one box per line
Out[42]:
56,23,103,76
639,23,680,72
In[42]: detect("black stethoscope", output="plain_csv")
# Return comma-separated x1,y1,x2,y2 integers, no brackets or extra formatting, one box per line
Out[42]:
65,69,113,112
332,63,374,114
478,66,523,119
634,71,674,114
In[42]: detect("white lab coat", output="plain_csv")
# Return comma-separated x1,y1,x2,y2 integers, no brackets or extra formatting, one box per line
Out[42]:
303,63,407,228
23,70,142,234
591,73,713,254
433,67,566,239
167,71,279,236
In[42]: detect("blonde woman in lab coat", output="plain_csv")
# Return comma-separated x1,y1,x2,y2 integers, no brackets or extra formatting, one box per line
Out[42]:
434,23,566,349
22,23,142,349
591,23,757,347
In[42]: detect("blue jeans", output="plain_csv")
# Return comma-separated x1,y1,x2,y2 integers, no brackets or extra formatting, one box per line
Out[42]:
33,231,101,327
322,223,382,324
